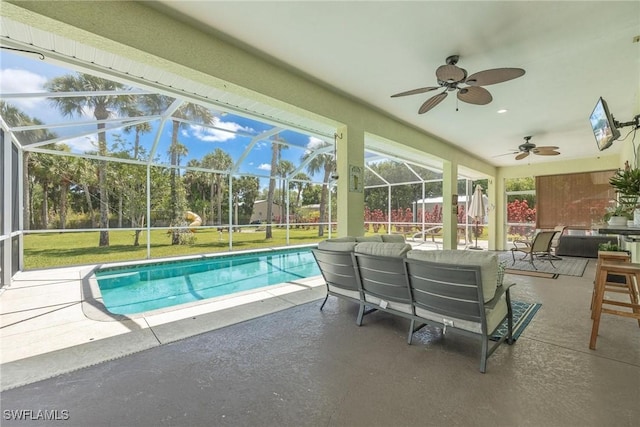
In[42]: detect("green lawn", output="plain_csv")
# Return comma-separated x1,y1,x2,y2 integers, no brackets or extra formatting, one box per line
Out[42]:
23,227,327,270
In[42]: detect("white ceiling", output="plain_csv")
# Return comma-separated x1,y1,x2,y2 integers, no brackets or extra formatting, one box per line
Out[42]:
155,0,640,167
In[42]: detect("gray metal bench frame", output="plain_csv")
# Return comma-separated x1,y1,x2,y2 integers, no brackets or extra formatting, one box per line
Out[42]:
312,248,362,311
404,258,514,373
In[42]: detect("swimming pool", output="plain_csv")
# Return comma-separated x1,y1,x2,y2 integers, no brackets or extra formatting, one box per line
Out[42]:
95,247,320,315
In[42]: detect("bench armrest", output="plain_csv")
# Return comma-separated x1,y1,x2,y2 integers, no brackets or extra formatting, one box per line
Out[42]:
485,282,515,310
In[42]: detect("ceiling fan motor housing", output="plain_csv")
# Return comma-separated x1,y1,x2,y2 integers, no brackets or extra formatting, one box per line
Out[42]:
519,142,536,152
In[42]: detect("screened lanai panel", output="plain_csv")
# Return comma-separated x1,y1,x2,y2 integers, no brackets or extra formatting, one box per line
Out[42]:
25,155,151,230
17,119,162,160
234,136,317,179
367,159,423,184
411,164,443,181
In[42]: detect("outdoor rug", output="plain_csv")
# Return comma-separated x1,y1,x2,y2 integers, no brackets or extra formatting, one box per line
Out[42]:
490,300,541,341
498,252,588,279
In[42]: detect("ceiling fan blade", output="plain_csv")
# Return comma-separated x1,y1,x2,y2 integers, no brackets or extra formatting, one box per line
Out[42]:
418,91,448,114
492,151,519,158
457,86,492,105
533,145,560,152
436,64,466,82
515,151,530,161
533,150,561,156
465,68,526,86
390,86,440,98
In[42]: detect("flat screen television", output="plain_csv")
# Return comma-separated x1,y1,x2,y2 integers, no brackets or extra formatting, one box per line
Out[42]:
590,97,620,151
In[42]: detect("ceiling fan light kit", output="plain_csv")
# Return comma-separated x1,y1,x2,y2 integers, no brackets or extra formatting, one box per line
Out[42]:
391,55,525,114
511,136,560,160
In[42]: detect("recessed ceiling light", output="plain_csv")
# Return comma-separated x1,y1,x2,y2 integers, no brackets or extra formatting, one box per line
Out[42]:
497,109,508,114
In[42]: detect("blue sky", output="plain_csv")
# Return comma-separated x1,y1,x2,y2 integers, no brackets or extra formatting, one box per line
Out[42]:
0,50,330,184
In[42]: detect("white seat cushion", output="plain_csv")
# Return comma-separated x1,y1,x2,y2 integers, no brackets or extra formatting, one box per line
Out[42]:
317,240,357,252
355,242,412,257
414,294,508,334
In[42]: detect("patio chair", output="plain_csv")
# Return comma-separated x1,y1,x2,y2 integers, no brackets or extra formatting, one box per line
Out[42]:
547,225,567,260
510,230,559,269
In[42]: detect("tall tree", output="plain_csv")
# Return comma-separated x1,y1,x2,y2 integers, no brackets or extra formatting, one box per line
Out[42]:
202,148,233,226
140,96,214,244
46,73,136,246
49,146,73,229
232,176,260,224
123,121,152,245
302,141,335,237
265,137,286,239
28,152,53,228
291,172,310,209
277,159,295,224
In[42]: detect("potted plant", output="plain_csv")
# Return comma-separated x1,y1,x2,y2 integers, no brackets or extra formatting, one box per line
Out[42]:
609,161,640,223
603,203,633,226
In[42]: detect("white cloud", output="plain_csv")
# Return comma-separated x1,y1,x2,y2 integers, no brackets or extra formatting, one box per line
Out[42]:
257,163,271,171
306,136,327,149
303,136,330,155
190,117,254,142
61,135,98,153
0,68,48,110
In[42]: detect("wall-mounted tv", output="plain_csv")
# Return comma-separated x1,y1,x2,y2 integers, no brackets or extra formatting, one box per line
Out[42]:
590,97,620,151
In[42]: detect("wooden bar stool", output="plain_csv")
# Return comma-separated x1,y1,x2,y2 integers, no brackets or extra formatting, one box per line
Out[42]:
590,261,640,350
591,251,634,317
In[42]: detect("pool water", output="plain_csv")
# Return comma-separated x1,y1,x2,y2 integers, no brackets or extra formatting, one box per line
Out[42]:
95,248,320,315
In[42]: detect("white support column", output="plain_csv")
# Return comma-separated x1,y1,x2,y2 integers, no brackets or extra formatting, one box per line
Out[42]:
285,177,290,244
2,131,12,285
228,173,233,250
494,171,507,251
336,125,365,237
17,146,24,271
442,160,458,250
486,176,497,250
146,164,152,259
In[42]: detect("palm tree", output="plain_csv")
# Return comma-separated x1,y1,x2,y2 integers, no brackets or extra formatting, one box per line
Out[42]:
49,145,73,229
140,96,214,244
45,73,136,246
202,148,232,226
302,142,335,237
123,121,152,244
74,157,99,228
277,160,295,224
291,172,310,222
265,137,286,239
28,151,55,228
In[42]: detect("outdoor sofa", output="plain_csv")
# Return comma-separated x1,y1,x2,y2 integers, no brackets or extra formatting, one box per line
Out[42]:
312,236,514,373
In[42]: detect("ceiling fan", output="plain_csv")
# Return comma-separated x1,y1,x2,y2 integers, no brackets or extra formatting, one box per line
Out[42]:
510,136,560,160
390,55,525,114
